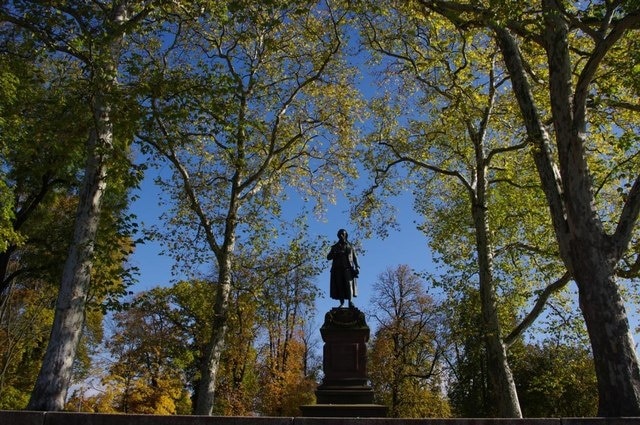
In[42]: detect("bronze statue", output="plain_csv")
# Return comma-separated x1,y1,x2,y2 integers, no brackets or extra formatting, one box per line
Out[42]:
327,229,359,308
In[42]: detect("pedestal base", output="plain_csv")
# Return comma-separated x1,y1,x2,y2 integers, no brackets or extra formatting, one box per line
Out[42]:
300,307,388,418
299,403,388,418
315,384,375,404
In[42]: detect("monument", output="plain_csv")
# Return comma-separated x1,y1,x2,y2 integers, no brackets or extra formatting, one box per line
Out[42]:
300,230,387,417
299,307,388,417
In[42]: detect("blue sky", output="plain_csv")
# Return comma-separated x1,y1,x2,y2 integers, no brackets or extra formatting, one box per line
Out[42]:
126,163,640,344
126,163,438,322
124,24,439,329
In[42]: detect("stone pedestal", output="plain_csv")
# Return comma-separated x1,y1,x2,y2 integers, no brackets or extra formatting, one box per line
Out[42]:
300,307,388,418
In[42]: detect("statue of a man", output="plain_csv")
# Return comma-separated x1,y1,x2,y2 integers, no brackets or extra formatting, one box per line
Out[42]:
327,229,360,308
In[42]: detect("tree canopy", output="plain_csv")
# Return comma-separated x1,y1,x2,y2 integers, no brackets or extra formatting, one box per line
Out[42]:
1,0,638,417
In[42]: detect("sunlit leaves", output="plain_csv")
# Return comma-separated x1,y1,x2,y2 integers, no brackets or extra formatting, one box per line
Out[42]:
136,1,363,277
82,290,194,414
71,239,322,415
357,0,564,327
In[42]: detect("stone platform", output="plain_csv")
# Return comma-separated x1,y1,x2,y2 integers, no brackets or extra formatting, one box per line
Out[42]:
3,411,640,425
299,403,389,418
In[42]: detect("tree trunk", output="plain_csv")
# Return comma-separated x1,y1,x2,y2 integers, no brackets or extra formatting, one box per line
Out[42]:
542,1,640,413
492,7,640,415
194,242,234,415
24,2,137,410
194,280,232,415
0,247,15,297
572,242,640,416
27,94,111,411
473,201,522,418
470,113,522,417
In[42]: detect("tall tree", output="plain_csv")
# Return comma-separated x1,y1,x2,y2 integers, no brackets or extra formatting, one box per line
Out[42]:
99,291,192,414
136,0,361,414
355,3,572,416
412,0,640,415
252,243,320,416
0,1,158,410
368,265,449,418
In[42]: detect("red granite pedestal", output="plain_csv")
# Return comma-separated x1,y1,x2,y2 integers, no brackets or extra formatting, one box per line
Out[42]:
300,307,388,418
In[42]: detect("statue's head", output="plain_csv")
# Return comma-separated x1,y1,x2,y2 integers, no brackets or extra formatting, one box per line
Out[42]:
337,229,348,241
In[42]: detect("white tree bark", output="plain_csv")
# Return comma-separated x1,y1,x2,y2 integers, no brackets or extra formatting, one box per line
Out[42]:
194,252,233,415
26,2,133,410
471,117,522,418
472,202,522,418
27,93,112,411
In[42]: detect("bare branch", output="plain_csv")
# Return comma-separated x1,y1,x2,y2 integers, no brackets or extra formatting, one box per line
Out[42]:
486,137,531,165
574,7,640,122
604,99,640,113
504,271,571,347
143,111,222,256
612,174,640,259
617,252,640,279
378,141,473,193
